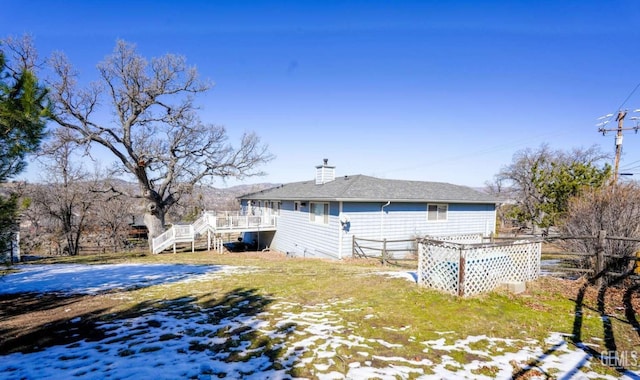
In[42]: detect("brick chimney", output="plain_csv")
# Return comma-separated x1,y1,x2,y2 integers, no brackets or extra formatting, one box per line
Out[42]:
315,158,335,185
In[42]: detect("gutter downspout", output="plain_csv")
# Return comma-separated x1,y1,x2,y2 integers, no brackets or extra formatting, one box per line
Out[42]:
338,201,343,259
381,201,391,239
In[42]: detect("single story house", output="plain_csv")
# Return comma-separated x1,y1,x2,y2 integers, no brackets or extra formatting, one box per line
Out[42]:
239,160,499,259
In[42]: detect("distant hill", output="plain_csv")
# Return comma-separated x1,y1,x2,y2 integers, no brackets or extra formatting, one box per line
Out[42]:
221,183,280,197
188,183,280,212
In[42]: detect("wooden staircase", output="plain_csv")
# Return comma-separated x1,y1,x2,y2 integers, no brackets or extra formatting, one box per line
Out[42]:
151,211,277,254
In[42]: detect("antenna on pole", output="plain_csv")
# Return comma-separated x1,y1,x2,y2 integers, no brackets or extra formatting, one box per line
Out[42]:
597,109,639,183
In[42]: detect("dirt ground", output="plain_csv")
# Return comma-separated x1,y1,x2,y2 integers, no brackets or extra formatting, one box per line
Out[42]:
527,276,640,316
0,292,121,354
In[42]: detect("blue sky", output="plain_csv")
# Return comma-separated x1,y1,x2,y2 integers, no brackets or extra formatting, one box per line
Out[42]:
4,0,640,188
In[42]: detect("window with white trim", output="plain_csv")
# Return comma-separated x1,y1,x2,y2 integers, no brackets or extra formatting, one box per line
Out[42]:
310,202,329,224
427,204,447,221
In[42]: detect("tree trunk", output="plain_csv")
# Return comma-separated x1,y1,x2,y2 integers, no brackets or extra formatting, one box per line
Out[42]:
144,200,165,253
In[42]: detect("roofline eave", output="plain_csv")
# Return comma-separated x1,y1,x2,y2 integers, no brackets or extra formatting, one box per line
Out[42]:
239,196,498,204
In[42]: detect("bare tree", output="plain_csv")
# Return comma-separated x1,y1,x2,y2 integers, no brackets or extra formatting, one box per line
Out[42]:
561,183,640,276
22,166,139,255
29,135,95,256
484,178,517,232
92,180,136,252
19,182,51,254
41,40,273,249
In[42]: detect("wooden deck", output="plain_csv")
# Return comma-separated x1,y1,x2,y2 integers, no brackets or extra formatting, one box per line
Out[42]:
152,212,277,254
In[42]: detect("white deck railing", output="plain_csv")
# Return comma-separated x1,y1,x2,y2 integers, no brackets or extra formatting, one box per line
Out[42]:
152,212,277,254
152,229,175,254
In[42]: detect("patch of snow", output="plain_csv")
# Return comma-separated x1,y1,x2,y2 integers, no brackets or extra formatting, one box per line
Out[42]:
0,264,637,379
0,263,246,295
374,271,418,283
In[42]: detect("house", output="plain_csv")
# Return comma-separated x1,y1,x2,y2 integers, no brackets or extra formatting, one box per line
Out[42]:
238,159,499,259
128,215,149,240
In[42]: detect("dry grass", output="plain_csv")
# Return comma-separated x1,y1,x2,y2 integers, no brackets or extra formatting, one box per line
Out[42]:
2,250,639,377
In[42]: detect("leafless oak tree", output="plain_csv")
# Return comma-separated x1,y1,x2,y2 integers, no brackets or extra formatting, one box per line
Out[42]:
29,132,95,256
44,40,273,249
561,182,640,276
92,179,136,252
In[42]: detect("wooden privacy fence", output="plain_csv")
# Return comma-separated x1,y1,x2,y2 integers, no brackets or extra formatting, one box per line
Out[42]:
352,236,417,264
417,236,541,297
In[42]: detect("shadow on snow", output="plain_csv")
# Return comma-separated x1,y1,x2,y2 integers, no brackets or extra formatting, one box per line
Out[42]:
513,265,640,379
0,287,305,378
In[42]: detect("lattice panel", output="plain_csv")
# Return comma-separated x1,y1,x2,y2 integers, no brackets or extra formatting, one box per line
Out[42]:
462,247,513,296
418,242,461,296
496,241,541,282
427,234,485,245
418,238,541,297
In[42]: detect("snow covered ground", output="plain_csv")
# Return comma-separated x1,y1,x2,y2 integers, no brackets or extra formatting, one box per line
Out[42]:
0,264,638,379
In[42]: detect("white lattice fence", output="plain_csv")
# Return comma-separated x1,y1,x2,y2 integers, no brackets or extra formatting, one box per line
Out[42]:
418,238,541,297
427,234,486,245
417,241,461,295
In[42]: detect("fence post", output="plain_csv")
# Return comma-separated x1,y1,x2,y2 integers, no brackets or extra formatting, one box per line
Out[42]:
458,248,466,297
417,240,422,285
596,229,606,288
173,227,177,254
382,238,387,266
351,235,355,258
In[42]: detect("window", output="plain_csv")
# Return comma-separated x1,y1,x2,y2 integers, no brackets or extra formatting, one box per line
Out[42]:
272,201,281,215
427,204,447,221
310,202,329,224
294,201,301,211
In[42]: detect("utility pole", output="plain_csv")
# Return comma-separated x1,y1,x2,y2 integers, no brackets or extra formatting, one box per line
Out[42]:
597,110,639,183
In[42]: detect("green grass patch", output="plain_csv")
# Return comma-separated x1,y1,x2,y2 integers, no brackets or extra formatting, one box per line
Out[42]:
30,251,640,377
471,365,501,377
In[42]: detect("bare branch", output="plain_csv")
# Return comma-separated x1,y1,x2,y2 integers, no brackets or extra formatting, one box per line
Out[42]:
43,39,272,246
1,35,40,74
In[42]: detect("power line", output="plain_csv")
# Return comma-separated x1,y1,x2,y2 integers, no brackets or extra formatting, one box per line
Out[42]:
616,80,640,111
620,164,640,172
619,158,640,170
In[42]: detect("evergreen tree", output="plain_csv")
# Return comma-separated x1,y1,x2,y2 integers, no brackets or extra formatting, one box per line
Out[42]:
0,46,49,257
496,144,611,234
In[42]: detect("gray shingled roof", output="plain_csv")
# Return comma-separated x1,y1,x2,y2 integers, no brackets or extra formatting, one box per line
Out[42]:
240,175,497,203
